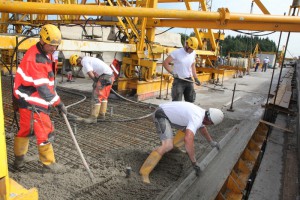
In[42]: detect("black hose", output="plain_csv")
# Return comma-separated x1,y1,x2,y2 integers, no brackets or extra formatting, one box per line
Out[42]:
9,34,39,130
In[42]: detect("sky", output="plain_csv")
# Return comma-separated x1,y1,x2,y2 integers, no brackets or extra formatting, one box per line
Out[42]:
158,0,299,58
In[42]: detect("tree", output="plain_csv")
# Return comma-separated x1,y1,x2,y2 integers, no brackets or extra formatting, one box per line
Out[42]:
220,35,276,56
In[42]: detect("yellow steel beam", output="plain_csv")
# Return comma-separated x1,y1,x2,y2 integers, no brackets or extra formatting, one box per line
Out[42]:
198,0,217,51
199,32,225,40
1,2,300,32
0,35,136,52
106,0,132,40
148,19,300,32
253,0,270,15
184,0,204,48
158,0,202,2
0,1,221,19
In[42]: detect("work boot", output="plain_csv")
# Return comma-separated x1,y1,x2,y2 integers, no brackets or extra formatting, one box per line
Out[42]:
84,104,101,123
99,101,107,120
42,163,66,174
14,155,25,170
38,142,66,173
99,113,106,120
173,130,185,148
83,116,98,124
139,151,162,184
13,137,29,170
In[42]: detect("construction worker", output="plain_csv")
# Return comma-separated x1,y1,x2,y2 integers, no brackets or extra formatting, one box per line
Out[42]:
162,37,201,102
254,56,260,72
262,57,270,72
69,54,115,122
139,101,224,183
13,24,67,172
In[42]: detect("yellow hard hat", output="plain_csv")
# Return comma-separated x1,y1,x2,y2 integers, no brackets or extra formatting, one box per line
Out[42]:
40,24,62,46
186,37,198,50
69,54,80,66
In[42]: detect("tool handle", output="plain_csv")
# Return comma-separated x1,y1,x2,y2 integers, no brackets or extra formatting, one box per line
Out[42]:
62,113,95,183
178,77,195,83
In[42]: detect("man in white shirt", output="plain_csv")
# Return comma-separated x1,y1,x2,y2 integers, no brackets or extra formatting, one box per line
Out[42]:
163,37,201,102
262,57,270,72
69,55,115,122
139,101,224,183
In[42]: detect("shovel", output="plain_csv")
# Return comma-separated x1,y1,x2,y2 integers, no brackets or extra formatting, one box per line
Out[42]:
62,113,95,183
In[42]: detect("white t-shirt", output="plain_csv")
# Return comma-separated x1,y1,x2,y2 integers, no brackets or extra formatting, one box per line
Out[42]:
159,101,205,135
263,58,270,64
81,56,113,77
170,48,196,78
52,51,59,61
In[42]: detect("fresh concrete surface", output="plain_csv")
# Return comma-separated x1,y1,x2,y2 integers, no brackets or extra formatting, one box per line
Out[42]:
57,66,297,199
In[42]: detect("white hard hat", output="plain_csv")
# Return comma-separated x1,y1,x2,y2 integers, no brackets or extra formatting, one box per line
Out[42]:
208,108,224,125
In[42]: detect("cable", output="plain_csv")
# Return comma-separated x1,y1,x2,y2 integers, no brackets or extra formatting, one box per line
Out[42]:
57,85,157,123
96,111,154,122
9,34,39,131
232,30,276,37
155,27,174,36
57,87,87,109
110,88,156,108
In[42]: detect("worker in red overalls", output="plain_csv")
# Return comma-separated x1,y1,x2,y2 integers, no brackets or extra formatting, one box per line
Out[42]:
13,24,67,172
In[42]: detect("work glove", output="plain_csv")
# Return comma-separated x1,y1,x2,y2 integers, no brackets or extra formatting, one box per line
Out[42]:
56,102,67,115
210,141,220,150
192,162,201,177
194,77,201,86
171,72,179,79
92,77,98,89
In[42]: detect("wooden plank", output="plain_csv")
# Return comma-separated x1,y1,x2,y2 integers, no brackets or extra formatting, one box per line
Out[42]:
259,120,293,133
279,91,292,108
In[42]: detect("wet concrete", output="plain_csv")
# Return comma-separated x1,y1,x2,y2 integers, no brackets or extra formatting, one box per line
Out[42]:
3,66,298,199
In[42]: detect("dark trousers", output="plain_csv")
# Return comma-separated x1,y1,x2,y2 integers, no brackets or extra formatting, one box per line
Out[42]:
171,78,195,102
262,63,267,72
255,63,260,72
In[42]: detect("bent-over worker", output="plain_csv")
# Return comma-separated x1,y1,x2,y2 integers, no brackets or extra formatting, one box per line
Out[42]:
69,55,115,122
139,101,224,183
13,24,67,172
162,37,201,102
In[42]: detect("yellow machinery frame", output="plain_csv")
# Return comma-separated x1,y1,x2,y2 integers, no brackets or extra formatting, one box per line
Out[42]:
0,76,38,199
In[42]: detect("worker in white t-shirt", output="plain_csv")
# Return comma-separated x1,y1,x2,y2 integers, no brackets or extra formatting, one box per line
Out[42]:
163,37,201,102
139,101,224,183
69,55,114,122
262,57,270,72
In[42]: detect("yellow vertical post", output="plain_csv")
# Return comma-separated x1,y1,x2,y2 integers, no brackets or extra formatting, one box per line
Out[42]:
0,73,10,199
0,13,9,33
